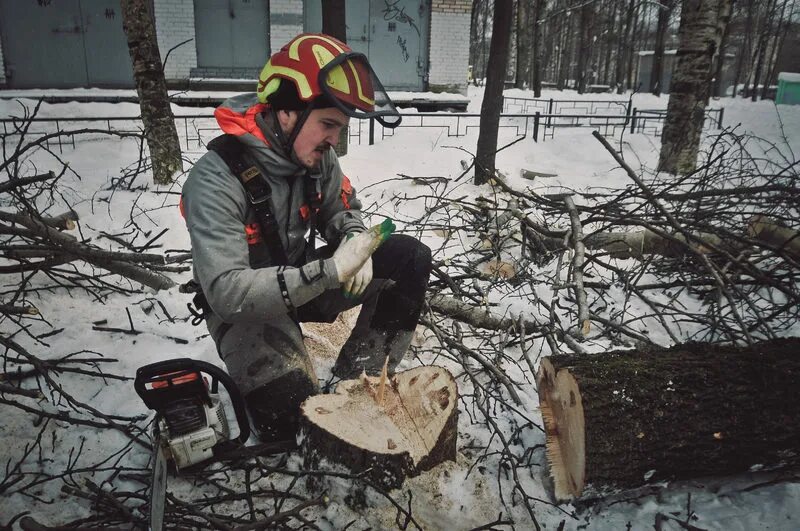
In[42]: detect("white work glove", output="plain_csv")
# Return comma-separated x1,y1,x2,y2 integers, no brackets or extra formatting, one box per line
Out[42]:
344,256,372,298
332,219,395,296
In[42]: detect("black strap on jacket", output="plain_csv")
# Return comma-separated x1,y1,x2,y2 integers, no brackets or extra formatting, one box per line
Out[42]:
208,134,288,266
185,134,325,326
304,172,323,258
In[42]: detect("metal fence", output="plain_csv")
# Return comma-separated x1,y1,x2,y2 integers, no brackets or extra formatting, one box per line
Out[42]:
0,114,219,154
350,105,724,146
0,103,725,155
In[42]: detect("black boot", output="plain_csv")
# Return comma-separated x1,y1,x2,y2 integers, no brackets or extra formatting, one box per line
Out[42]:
244,368,318,443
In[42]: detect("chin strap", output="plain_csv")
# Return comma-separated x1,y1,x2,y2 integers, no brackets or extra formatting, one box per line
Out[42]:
271,101,317,159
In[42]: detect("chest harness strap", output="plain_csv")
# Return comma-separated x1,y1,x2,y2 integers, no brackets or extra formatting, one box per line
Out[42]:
186,134,323,325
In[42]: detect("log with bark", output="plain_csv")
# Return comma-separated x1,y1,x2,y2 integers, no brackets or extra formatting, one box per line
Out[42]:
536,338,800,500
300,365,458,489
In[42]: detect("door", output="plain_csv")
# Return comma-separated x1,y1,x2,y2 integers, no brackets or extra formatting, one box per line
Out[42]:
0,0,132,88
303,0,428,91
368,0,428,90
0,0,88,87
195,0,270,71
82,1,134,86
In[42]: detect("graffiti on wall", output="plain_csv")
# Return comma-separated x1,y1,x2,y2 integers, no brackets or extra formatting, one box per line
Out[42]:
382,0,420,36
397,36,410,62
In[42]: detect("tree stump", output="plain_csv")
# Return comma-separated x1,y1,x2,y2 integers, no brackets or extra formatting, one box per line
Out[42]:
536,338,800,500
300,366,458,490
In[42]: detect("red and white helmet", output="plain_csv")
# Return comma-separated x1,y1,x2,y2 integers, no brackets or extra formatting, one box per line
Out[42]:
258,34,400,128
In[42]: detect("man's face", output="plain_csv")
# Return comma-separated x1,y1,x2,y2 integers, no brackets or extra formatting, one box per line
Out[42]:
279,107,349,169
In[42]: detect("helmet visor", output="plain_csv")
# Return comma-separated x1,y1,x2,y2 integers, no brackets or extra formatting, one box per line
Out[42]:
318,52,402,129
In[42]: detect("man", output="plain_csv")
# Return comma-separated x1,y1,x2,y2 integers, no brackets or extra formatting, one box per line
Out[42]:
181,34,432,443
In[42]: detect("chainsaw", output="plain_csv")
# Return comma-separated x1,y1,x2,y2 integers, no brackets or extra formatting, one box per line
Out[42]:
134,358,251,530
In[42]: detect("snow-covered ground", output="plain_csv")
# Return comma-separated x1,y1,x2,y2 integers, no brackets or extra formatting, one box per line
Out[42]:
0,86,798,530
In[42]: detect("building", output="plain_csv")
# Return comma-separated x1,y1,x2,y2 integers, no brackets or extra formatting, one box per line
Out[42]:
0,0,470,94
637,50,735,95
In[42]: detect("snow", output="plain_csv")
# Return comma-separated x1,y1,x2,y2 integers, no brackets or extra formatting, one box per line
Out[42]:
778,72,800,83
0,86,799,529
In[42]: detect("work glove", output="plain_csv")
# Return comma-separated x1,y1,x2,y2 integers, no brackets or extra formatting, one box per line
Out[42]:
344,256,372,298
332,218,395,296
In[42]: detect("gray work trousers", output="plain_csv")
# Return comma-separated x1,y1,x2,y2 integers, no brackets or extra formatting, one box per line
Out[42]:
206,234,432,441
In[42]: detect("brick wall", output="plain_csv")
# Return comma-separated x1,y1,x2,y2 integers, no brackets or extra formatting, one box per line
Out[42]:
0,37,5,85
270,0,304,54
428,0,471,94
154,0,197,80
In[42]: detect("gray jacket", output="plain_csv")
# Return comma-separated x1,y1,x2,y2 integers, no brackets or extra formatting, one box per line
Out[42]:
181,94,367,325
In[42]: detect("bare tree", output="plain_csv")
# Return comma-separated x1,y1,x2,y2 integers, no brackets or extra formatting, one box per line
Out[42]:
515,0,531,88
120,0,183,185
530,0,545,96
658,0,733,174
576,1,595,94
652,0,676,95
748,0,778,100
475,0,513,185
616,0,636,93
322,0,349,156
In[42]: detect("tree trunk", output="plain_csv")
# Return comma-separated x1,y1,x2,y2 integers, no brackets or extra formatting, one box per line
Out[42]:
750,0,777,101
626,1,642,92
531,0,544,97
732,0,755,98
602,0,618,85
300,366,458,489
474,0,513,185
707,0,734,103
760,0,789,100
651,1,674,95
658,0,732,175
322,0,349,157
120,0,182,185
537,338,800,500
576,2,594,94
711,1,733,98
515,0,530,88
557,13,574,90
616,0,636,93
321,0,346,40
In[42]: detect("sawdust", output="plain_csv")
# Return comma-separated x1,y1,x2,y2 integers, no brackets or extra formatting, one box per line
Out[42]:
301,307,359,360
301,306,429,362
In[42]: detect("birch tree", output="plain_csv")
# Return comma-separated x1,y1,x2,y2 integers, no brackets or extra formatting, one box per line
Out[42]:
120,0,182,185
658,0,733,174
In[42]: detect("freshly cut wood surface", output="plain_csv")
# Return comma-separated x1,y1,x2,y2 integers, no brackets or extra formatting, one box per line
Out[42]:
301,365,458,489
537,338,800,501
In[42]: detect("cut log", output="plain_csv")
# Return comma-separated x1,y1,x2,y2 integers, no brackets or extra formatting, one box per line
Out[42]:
536,338,800,501
301,365,458,489
748,215,800,260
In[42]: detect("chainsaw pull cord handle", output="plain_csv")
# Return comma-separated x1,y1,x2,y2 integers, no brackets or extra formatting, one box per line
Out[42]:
135,358,251,445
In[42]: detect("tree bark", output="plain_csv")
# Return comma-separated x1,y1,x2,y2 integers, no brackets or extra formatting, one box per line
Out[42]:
301,366,458,489
120,0,182,185
658,0,733,174
515,0,530,89
731,0,754,98
531,0,544,97
760,0,789,100
616,0,636,93
558,11,575,90
705,0,734,103
651,1,675,95
321,0,346,40
749,0,777,101
711,0,733,98
321,0,349,156
474,0,514,185
537,338,800,500
625,1,642,92
576,2,594,94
